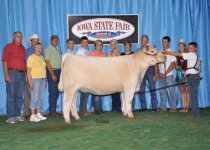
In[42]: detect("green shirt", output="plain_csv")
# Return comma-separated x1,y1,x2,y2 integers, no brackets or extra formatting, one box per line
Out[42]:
44,45,62,69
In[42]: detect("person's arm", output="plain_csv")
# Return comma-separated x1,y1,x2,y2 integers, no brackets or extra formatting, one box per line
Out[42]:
2,45,11,83
153,64,158,80
25,69,28,84
27,67,33,90
107,52,111,57
3,62,11,83
157,63,166,78
44,48,57,81
25,58,29,84
162,51,183,57
45,60,57,81
165,61,175,76
117,51,121,56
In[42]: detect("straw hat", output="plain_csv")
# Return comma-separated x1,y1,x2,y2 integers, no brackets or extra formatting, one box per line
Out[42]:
27,34,41,43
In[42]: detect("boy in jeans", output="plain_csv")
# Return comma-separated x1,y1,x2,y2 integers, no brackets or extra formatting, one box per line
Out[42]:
76,36,90,116
162,42,201,118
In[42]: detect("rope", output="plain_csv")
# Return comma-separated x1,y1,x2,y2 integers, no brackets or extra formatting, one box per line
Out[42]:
140,77,203,93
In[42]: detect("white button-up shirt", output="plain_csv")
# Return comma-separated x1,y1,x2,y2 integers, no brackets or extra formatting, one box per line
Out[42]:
62,49,75,58
76,47,89,56
182,52,200,75
158,48,176,76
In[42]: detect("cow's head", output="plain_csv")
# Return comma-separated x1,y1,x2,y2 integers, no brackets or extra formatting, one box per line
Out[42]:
143,45,166,65
143,45,158,55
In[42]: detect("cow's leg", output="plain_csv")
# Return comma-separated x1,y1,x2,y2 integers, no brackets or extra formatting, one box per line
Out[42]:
124,91,135,118
63,90,76,124
121,92,127,117
70,91,80,121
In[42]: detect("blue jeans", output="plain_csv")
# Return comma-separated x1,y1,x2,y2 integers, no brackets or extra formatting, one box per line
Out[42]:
92,95,103,112
30,78,45,109
79,92,89,113
112,93,121,111
139,66,157,109
187,74,200,117
6,70,25,118
47,69,61,113
159,75,176,110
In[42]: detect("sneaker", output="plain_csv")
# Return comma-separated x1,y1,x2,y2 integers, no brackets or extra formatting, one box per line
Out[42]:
152,109,157,112
23,114,31,120
36,113,47,121
30,114,41,122
6,117,16,124
15,116,25,122
157,109,167,112
169,109,177,112
140,109,147,112
49,112,62,118
82,112,91,116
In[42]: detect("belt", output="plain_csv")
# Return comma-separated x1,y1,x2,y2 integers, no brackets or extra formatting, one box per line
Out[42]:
186,74,198,77
52,68,61,70
9,68,24,73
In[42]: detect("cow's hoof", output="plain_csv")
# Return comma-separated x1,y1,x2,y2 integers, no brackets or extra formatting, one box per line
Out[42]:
128,115,134,119
73,116,81,121
123,112,127,117
65,121,71,125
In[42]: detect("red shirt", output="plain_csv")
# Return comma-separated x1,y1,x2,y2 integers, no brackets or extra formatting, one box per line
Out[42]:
2,41,26,71
176,56,187,71
89,50,107,57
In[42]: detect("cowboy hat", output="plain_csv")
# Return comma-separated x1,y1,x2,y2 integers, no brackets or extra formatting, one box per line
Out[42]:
27,34,42,43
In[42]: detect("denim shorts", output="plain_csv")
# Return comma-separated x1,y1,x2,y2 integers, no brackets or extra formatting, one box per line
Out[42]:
30,78,46,109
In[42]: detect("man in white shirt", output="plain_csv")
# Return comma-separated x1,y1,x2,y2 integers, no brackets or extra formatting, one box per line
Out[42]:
137,35,158,112
75,36,90,116
76,36,89,56
158,36,176,112
162,42,201,118
62,39,75,57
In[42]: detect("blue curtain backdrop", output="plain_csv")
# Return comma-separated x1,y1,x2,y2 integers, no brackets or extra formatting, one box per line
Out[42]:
0,0,209,114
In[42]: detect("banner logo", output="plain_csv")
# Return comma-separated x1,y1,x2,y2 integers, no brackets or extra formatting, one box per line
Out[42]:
72,18,135,42
68,15,139,44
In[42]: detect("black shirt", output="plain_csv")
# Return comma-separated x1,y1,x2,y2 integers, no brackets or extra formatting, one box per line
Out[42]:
121,51,134,55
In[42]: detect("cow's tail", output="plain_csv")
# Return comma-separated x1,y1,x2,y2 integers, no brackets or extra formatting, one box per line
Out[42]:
58,54,68,92
58,71,64,92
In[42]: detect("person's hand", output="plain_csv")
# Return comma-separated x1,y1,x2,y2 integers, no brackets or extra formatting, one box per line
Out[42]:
153,74,158,81
161,51,167,54
159,73,166,78
25,76,30,84
29,83,34,90
44,80,47,89
5,75,11,83
52,74,57,82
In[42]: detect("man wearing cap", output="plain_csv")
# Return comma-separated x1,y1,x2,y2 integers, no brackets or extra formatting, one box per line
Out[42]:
44,35,62,117
2,31,26,124
23,34,40,119
137,35,158,112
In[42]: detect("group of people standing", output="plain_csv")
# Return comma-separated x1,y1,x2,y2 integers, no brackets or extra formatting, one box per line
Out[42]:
139,35,201,119
2,31,201,124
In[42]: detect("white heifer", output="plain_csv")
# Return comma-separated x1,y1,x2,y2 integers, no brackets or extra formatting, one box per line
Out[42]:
59,45,166,124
